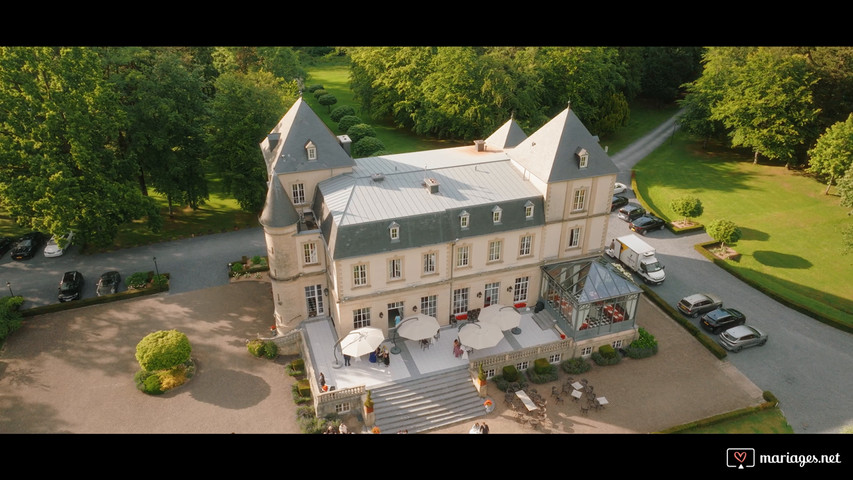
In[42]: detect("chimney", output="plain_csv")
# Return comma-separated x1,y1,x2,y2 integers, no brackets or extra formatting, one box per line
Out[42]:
474,140,485,152
267,133,280,149
424,177,440,194
337,135,352,156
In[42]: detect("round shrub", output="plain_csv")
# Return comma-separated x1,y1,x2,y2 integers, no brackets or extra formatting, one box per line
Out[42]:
330,105,355,122
134,370,164,395
591,345,622,366
561,356,591,374
305,84,324,93
337,115,362,133
247,339,265,357
352,136,385,158
526,363,558,384
262,340,278,359
346,123,376,144
625,327,659,359
135,330,192,371
312,88,327,99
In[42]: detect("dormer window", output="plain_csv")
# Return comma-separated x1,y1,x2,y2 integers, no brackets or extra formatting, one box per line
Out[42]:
492,206,502,224
389,221,400,241
524,201,534,220
460,211,470,229
306,141,317,161
576,147,589,168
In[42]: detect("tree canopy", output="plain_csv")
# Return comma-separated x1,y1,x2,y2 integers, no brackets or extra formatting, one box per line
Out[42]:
807,113,853,194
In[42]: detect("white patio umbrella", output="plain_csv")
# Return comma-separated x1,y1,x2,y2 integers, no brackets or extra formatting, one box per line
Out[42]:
396,314,440,340
458,322,505,350
338,327,385,357
478,304,521,331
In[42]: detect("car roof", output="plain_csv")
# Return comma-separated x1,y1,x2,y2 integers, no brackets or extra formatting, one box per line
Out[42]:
684,293,720,304
724,325,760,337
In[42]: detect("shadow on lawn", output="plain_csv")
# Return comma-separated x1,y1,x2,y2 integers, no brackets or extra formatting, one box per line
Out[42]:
751,250,812,269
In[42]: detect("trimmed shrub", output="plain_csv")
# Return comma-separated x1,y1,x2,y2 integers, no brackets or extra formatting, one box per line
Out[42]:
493,375,528,392
135,330,191,371
247,339,265,357
292,384,312,405
312,88,327,99
502,364,519,382
592,345,622,366
561,356,592,374
306,84,324,93
346,123,376,144
262,340,278,359
126,271,149,289
533,358,550,374
297,379,311,397
352,136,386,158
625,327,659,358
337,115,362,133
330,105,355,122
526,363,558,384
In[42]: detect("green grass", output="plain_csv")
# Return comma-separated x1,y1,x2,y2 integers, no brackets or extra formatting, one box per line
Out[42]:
678,407,794,434
600,99,681,154
634,135,853,326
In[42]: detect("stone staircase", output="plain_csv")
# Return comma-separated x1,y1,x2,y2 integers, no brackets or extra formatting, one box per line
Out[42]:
371,366,486,433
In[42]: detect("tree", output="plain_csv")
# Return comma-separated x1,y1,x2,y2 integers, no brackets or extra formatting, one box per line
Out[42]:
0,47,161,247
710,48,820,167
352,136,385,158
135,329,192,372
346,123,376,144
807,113,853,194
122,48,211,214
670,195,704,224
839,163,853,213
706,219,742,251
317,93,337,112
206,70,292,213
330,105,355,122
0,296,24,342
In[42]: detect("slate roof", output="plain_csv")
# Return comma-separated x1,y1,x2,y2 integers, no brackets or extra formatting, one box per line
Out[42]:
259,175,299,228
260,97,355,176
507,105,619,183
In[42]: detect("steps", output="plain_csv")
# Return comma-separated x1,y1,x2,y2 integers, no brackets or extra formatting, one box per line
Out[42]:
371,366,486,433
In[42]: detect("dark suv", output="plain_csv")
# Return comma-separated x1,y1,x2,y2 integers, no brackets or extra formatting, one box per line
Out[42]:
58,271,84,302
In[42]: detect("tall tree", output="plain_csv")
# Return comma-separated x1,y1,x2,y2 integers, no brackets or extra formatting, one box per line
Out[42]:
807,114,853,194
124,48,211,215
0,47,160,247
207,69,293,213
710,48,820,166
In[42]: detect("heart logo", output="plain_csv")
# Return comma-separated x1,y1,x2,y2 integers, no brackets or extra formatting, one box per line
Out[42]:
734,451,747,463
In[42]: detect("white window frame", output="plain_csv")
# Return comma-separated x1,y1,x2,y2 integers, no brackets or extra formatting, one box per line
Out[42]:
388,258,402,280
389,222,400,241
572,188,586,212
579,152,588,168
292,183,305,205
353,264,368,287
525,201,534,220
513,276,529,303
457,245,470,267
519,235,532,257
568,226,583,249
492,206,502,224
460,211,470,229
515,360,530,371
306,141,317,161
581,346,593,356
303,242,318,265
353,307,371,328
423,252,436,275
453,287,469,315
488,240,502,262
420,295,437,318
548,353,562,363
484,282,500,307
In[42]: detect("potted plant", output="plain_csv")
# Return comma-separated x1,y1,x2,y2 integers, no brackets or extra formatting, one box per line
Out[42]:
477,364,487,386
364,390,374,414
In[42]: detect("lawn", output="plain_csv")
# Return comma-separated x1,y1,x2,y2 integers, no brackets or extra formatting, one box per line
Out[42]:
678,407,793,434
634,135,853,326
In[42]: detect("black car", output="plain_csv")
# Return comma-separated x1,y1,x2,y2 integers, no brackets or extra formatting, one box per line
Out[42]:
616,204,646,222
58,271,84,302
700,307,746,334
96,271,122,296
629,214,666,235
0,236,15,258
611,195,629,212
10,232,46,260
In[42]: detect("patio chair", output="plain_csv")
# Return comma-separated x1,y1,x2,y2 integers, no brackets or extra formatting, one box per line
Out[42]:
581,404,589,416
551,386,559,397
555,394,564,405
562,383,572,394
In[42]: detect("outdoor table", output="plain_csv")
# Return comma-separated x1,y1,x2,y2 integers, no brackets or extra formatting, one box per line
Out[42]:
596,396,609,409
571,389,583,400
515,390,539,411
571,381,584,390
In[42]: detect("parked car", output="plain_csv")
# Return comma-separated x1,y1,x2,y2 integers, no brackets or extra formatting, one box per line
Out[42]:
10,232,47,260
58,271,84,302
96,271,122,296
613,182,628,194
611,195,629,211
700,307,746,334
717,325,768,352
677,293,723,318
0,236,15,258
44,231,74,257
617,204,646,222
629,214,666,235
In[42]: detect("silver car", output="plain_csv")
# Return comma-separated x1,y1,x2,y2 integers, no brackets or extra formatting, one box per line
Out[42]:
717,325,768,352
